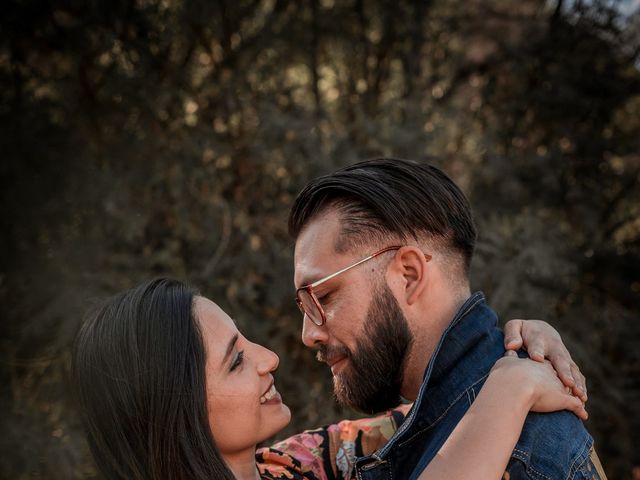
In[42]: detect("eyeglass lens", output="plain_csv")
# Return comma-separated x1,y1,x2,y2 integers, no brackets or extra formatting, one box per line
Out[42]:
297,289,323,325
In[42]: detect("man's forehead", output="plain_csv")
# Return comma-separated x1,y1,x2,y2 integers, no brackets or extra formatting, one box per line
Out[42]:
293,210,343,286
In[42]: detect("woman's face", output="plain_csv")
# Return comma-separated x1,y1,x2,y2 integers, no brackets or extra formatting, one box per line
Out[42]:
194,296,291,455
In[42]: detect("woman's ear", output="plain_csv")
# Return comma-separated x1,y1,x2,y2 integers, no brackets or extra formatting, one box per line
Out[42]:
389,246,430,305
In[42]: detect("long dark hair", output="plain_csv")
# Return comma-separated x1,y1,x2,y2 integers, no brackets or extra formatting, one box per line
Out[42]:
72,278,235,479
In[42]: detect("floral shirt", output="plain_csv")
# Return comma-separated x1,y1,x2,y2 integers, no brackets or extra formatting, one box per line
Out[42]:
256,405,411,480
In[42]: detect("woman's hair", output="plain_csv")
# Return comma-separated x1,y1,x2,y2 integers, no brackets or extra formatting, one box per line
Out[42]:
72,278,235,480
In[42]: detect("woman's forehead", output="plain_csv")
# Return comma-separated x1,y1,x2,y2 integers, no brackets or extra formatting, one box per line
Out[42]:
193,297,238,351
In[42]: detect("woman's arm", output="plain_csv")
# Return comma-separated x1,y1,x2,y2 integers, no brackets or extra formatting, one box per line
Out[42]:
417,356,587,480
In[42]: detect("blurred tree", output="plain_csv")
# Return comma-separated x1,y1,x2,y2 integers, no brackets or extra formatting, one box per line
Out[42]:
0,0,638,478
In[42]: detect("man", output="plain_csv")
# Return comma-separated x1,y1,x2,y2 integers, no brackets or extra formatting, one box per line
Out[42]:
288,158,606,479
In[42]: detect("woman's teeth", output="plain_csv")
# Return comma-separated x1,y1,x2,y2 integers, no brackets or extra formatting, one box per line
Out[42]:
260,384,277,404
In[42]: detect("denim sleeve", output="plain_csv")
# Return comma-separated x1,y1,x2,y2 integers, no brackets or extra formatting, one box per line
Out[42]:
503,447,608,480
571,448,608,480
503,457,542,479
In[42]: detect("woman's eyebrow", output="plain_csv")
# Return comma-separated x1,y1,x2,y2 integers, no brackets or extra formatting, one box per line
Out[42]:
221,333,239,367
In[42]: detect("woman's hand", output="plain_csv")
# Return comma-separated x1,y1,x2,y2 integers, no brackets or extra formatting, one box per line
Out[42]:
490,356,588,421
503,319,587,402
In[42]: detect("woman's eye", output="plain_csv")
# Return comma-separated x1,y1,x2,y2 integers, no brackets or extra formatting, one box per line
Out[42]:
230,351,244,372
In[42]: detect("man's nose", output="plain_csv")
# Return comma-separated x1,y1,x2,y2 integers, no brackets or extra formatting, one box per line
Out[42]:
301,314,329,347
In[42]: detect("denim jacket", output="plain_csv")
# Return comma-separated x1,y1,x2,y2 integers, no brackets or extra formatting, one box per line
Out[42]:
354,292,604,480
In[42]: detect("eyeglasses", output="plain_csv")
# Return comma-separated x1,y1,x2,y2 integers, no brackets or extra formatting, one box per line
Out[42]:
295,246,432,326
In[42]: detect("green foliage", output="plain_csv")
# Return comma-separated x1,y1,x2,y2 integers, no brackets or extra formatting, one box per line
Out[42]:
1,0,638,478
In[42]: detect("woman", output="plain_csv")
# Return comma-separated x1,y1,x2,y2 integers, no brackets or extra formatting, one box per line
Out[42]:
72,278,587,480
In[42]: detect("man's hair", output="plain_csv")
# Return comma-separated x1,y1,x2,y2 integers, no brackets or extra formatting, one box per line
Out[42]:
288,158,477,273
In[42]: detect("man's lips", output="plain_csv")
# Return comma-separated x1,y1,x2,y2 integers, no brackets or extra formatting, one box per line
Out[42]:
317,346,351,374
329,357,348,375
318,353,348,374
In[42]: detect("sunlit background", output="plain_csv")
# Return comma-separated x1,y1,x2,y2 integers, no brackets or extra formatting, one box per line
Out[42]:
1,0,639,478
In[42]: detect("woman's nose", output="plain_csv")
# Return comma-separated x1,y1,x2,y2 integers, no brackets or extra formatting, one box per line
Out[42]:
256,345,279,375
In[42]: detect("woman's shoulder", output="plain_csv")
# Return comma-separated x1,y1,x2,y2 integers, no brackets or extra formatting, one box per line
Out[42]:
256,444,323,479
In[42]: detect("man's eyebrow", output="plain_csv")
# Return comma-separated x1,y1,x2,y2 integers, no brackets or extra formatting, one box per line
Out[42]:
297,275,315,288
221,333,239,367
297,269,328,288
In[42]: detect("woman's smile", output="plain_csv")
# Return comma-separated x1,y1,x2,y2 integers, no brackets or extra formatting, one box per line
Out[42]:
260,383,282,405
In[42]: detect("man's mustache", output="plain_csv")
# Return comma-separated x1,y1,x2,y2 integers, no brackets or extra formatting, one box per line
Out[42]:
316,344,351,364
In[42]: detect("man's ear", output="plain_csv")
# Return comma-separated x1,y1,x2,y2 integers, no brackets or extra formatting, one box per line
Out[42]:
388,246,430,305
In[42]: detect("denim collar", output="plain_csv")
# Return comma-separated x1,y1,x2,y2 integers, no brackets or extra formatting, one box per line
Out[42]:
376,291,500,457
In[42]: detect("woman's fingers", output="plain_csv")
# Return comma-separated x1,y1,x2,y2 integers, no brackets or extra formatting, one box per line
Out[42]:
566,394,589,421
526,339,546,362
504,319,551,361
548,353,576,388
520,324,588,404
517,358,588,421
570,363,588,402
503,319,524,350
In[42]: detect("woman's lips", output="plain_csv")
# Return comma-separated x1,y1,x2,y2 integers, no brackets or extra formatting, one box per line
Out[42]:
260,383,282,405
262,390,282,405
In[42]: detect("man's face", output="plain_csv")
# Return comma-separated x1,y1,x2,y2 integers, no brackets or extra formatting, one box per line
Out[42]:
294,210,412,413
327,281,412,413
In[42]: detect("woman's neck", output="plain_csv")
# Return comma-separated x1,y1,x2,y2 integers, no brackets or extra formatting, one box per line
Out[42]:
223,447,261,480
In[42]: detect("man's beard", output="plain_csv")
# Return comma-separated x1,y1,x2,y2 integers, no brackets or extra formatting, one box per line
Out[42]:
319,283,413,414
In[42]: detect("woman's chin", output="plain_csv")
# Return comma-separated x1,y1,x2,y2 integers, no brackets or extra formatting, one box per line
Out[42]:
260,403,292,442
277,403,292,429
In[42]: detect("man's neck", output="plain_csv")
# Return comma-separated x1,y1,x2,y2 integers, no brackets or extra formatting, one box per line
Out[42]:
401,289,470,400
